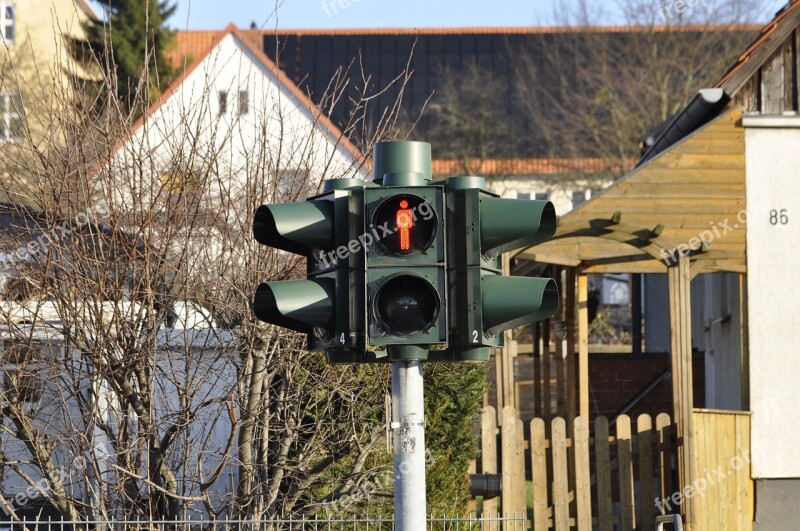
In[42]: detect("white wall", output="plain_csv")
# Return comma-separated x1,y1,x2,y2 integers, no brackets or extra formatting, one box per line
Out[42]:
106,32,364,209
485,175,612,217
100,31,366,279
0,318,237,513
744,116,800,479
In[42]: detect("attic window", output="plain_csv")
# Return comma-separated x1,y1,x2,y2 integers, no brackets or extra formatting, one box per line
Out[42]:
516,191,550,201
572,190,589,208
238,90,248,116
1,3,14,44
277,168,311,200
0,92,23,142
2,343,43,403
218,90,227,115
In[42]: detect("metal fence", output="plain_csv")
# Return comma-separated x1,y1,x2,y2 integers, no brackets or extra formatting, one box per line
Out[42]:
0,515,529,530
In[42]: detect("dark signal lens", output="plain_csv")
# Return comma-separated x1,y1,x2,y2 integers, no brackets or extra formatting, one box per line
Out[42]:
375,275,439,335
373,194,437,256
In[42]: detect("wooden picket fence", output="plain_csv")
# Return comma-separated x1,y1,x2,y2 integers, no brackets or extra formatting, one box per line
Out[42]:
478,406,679,531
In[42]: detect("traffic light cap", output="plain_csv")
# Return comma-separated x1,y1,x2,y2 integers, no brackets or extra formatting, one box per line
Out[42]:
322,178,379,192
373,141,432,183
446,175,487,191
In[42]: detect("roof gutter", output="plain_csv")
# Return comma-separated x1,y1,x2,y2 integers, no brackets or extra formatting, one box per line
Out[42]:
637,88,730,167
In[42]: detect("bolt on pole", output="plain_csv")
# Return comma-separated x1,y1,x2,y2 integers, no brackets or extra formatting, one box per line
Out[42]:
392,360,427,530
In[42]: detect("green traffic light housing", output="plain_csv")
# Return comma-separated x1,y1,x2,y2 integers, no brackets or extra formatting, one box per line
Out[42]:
251,141,560,365
252,184,370,361
364,142,447,361
445,176,560,362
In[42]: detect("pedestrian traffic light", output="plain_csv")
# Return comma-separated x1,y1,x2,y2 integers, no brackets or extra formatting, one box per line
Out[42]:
252,142,559,365
252,178,372,362
445,176,559,361
365,141,446,361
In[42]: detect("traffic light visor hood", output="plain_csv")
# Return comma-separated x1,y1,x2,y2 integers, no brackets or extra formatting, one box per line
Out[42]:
253,279,335,334
480,198,556,257
253,201,335,255
482,276,559,336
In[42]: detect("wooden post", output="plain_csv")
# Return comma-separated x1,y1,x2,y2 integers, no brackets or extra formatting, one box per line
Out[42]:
533,323,542,418
497,254,516,419
495,351,504,424
501,406,526,521
554,267,566,419
738,273,750,410
542,320,551,420
566,268,577,425
481,406,498,525
631,273,643,356
668,255,696,529
578,274,590,418
506,340,517,410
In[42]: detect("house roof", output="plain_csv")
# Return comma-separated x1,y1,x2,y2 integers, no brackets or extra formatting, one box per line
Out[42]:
131,24,364,163
431,157,632,177
516,108,746,275
166,26,756,165
717,0,800,94
74,0,97,19
165,29,263,70
516,3,800,275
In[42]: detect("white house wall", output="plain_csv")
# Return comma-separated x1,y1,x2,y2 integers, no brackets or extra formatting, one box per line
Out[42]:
485,175,613,216
106,32,363,210
744,116,800,479
0,326,240,515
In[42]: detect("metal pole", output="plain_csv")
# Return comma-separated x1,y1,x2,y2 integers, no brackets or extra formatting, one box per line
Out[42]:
392,360,427,530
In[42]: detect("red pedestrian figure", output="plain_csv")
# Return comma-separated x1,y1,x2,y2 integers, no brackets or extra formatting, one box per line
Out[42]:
396,199,413,251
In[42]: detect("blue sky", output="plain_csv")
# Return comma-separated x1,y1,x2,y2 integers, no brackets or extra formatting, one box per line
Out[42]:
154,0,786,31
167,0,590,30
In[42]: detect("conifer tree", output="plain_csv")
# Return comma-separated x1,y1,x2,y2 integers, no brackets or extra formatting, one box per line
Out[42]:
83,0,176,109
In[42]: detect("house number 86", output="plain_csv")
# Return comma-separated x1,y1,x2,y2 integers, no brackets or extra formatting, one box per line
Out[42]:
769,209,789,225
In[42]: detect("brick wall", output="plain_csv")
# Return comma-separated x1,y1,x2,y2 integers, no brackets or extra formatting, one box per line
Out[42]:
488,354,705,421
588,355,705,420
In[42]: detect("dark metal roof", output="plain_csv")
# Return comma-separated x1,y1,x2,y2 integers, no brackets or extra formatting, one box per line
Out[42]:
260,28,756,158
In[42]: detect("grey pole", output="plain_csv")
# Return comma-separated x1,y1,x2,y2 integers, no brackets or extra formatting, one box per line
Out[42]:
392,360,427,530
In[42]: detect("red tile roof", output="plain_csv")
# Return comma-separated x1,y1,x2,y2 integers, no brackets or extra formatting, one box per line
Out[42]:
717,0,800,90
165,29,262,71
74,0,97,19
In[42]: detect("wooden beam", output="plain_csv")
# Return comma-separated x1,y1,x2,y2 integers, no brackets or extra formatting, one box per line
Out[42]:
582,253,658,268
578,274,589,419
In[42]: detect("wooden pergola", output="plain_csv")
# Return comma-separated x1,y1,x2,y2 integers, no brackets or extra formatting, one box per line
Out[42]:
511,107,747,528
